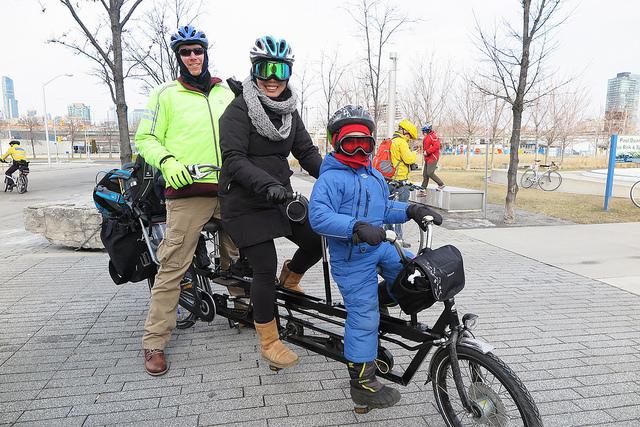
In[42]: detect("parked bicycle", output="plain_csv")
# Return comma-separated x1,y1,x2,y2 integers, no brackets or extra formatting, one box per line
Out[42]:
1,159,29,193
520,160,561,191
631,179,640,208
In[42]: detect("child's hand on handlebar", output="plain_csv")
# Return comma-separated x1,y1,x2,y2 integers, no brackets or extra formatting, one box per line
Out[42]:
406,204,443,228
266,184,289,204
352,221,386,245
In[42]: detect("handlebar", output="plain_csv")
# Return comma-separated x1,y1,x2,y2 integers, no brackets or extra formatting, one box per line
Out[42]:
186,164,220,180
388,180,425,192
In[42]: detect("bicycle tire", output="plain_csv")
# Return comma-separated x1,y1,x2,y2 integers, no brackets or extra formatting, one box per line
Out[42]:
631,181,640,208
431,345,542,427
538,171,561,191
520,170,535,189
17,175,28,194
147,275,197,329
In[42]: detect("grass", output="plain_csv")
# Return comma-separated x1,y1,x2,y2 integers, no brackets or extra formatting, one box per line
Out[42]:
439,153,611,171
412,169,640,224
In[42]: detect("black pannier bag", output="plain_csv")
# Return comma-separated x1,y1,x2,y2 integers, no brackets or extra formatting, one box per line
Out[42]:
93,157,163,285
389,245,465,315
101,215,157,284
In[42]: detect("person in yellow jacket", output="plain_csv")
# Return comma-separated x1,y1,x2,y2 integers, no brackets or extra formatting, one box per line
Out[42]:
1,140,28,183
134,24,238,376
385,119,419,247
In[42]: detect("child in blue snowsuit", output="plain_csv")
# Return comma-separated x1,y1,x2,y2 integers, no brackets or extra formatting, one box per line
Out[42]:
309,105,441,412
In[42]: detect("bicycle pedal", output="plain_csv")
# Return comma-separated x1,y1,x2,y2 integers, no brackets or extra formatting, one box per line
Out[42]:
354,405,370,414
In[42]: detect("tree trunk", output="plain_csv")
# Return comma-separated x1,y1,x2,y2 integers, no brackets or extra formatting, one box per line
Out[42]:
111,9,132,165
31,137,36,158
505,103,523,223
465,135,471,170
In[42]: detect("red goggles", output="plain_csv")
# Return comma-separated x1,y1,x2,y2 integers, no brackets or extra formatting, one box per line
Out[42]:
337,135,375,156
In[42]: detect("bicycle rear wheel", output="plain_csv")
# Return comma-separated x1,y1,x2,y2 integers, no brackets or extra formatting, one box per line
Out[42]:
631,181,640,208
538,171,561,191
431,345,542,427
17,175,28,193
520,170,535,189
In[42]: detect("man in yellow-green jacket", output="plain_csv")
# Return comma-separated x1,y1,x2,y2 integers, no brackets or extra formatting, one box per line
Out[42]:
385,119,419,247
134,24,238,376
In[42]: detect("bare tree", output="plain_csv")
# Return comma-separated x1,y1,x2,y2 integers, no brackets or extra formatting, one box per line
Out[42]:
484,91,509,170
319,50,347,155
50,0,145,165
292,63,319,126
545,86,588,164
19,116,41,158
126,0,205,94
63,117,82,159
400,53,455,130
347,0,413,136
474,0,567,222
528,93,549,161
455,76,486,170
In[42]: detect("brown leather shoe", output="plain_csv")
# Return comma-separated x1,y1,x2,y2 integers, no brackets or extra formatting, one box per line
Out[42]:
144,349,168,376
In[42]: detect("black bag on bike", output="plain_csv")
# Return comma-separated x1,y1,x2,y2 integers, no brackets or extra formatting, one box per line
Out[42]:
390,245,465,315
100,214,157,285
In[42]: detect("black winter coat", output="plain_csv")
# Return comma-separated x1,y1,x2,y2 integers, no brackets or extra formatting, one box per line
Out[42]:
218,81,322,248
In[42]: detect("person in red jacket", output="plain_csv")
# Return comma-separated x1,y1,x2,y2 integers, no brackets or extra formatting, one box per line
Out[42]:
421,124,445,191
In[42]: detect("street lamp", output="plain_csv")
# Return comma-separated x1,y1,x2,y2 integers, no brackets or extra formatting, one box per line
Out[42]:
42,73,73,168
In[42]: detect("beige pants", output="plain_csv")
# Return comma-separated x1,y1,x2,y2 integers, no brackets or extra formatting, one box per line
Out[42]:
142,196,238,350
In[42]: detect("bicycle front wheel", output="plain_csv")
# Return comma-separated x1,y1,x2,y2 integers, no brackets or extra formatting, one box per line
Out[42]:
17,175,28,193
631,181,640,208
431,345,542,427
520,170,535,189
538,171,561,191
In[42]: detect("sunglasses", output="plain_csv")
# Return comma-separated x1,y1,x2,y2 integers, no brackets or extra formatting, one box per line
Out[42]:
253,61,292,81
178,47,205,57
337,135,375,156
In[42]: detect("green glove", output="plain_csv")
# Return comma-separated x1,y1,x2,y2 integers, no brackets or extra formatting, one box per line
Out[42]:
160,157,193,190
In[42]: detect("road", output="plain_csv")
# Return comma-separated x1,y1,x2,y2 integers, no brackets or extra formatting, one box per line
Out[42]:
0,161,119,255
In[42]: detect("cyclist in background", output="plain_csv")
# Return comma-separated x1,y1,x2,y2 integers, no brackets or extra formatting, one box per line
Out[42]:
1,140,27,185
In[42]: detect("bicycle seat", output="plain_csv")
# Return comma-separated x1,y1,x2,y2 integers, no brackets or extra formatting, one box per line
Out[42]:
203,218,222,234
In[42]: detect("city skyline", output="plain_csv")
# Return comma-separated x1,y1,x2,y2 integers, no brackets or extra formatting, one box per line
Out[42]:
1,0,640,124
1,76,19,119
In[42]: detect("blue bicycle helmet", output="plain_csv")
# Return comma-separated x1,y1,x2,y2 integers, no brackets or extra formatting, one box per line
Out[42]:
422,124,432,133
250,35,295,64
170,25,208,52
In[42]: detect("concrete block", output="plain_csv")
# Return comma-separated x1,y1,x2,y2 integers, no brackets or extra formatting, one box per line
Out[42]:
411,186,484,212
23,203,103,249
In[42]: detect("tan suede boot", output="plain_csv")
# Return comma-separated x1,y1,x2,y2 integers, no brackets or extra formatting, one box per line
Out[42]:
254,319,299,369
279,260,304,293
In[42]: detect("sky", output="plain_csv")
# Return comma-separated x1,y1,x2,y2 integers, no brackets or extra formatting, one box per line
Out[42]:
1,0,639,123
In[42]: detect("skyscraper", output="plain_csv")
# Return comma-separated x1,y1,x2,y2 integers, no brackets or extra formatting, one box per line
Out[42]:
67,103,92,124
605,72,640,130
1,76,19,119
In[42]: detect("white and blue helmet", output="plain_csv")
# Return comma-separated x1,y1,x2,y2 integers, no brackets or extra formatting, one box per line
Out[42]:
170,25,208,52
250,35,295,64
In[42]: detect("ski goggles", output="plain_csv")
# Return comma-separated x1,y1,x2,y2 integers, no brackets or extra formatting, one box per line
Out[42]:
337,135,375,156
253,60,292,81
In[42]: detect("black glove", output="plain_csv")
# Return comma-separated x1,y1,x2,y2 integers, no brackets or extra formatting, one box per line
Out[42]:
266,185,288,204
352,221,386,246
407,204,443,228
410,163,419,171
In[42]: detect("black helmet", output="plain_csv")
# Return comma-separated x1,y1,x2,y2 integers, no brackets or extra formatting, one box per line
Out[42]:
9,140,20,145
327,105,375,136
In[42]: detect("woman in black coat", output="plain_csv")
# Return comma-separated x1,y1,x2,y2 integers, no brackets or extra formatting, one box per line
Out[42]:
219,35,322,369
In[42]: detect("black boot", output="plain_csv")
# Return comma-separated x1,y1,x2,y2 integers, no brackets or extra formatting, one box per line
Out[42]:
378,281,398,309
347,361,401,413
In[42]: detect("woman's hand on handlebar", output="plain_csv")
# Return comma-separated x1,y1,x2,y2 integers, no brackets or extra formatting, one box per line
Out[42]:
266,185,289,203
407,204,443,228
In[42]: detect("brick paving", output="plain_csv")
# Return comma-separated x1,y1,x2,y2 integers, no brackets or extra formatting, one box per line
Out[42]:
1,173,639,426
2,222,639,426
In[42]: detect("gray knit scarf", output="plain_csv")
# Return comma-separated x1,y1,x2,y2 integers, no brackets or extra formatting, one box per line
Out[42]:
242,77,298,141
